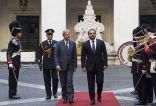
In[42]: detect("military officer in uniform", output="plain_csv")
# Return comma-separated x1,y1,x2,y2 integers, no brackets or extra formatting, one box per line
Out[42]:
38,29,58,100
7,20,22,99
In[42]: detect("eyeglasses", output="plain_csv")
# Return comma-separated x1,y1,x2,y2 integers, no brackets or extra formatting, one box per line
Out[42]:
89,33,96,34
47,33,53,35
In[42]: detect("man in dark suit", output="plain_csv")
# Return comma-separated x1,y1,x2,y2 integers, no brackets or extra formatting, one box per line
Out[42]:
81,29,108,105
38,29,58,100
54,29,77,104
7,20,22,99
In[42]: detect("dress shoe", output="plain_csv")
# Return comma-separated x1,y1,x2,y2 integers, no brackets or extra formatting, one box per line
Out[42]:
146,100,153,103
53,94,58,98
63,99,67,104
135,101,146,105
90,100,95,105
9,95,21,99
131,90,138,95
135,96,139,100
45,96,51,100
69,100,74,104
97,97,102,102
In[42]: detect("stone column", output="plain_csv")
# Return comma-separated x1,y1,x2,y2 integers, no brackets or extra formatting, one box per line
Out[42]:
41,0,66,41
114,0,139,51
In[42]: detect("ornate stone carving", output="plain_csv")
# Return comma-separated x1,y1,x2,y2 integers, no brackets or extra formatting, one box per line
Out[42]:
74,0,113,54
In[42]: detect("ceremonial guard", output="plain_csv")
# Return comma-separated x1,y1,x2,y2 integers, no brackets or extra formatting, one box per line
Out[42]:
7,20,22,99
38,29,58,100
141,24,156,101
132,26,153,105
131,28,140,96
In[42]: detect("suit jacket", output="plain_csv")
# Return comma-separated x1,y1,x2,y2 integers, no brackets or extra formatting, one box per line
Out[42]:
38,40,57,69
81,39,108,71
54,40,77,71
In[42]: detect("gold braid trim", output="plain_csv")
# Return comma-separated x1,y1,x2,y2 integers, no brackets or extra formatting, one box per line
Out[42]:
41,42,51,58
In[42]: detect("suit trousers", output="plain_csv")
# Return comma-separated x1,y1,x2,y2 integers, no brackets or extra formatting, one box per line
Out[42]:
8,67,19,97
43,69,58,97
59,65,74,101
87,66,104,100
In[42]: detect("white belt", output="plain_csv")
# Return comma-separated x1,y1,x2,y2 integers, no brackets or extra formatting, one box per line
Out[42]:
12,52,21,58
132,58,142,63
150,60,156,73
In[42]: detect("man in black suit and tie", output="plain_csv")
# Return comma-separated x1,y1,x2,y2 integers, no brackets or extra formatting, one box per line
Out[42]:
81,29,108,105
38,29,58,100
54,29,77,104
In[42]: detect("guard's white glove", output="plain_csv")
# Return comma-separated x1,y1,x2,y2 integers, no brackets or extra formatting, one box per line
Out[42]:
82,67,87,72
103,66,107,70
7,59,14,69
56,65,61,71
142,70,147,74
9,64,14,68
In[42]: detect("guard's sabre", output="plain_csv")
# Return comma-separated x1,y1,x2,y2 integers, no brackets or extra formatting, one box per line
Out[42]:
134,73,144,90
12,67,18,83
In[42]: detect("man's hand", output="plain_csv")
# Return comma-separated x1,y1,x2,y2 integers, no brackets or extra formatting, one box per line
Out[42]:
73,68,77,72
82,67,87,72
38,63,43,72
37,59,43,72
103,66,107,70
56,65,61,71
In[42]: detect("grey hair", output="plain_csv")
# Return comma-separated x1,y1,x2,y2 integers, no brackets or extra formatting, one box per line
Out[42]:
62,29,71,36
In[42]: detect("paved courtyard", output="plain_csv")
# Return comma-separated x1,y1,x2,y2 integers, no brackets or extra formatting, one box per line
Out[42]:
0,64,155,106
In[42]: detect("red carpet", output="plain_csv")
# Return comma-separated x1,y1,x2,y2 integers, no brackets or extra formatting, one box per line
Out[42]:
56,92,120,106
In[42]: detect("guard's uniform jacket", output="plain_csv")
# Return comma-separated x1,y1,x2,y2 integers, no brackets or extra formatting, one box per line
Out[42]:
7,37,21,97
7,37,21,68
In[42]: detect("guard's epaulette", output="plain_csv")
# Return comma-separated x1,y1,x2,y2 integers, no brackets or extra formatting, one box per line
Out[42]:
11,38,18,45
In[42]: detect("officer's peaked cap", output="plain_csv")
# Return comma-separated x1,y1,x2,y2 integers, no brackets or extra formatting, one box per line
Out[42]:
45,29,54,34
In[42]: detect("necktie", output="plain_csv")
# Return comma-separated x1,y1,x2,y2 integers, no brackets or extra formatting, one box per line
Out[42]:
49,40,52,45
66,41,69,50
92,40,95,53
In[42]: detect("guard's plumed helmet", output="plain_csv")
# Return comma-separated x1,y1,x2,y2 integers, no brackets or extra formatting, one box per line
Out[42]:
9,20,22,36
132,26,146,37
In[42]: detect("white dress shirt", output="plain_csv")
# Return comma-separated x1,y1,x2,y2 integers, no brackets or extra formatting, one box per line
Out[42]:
90,39,96,50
